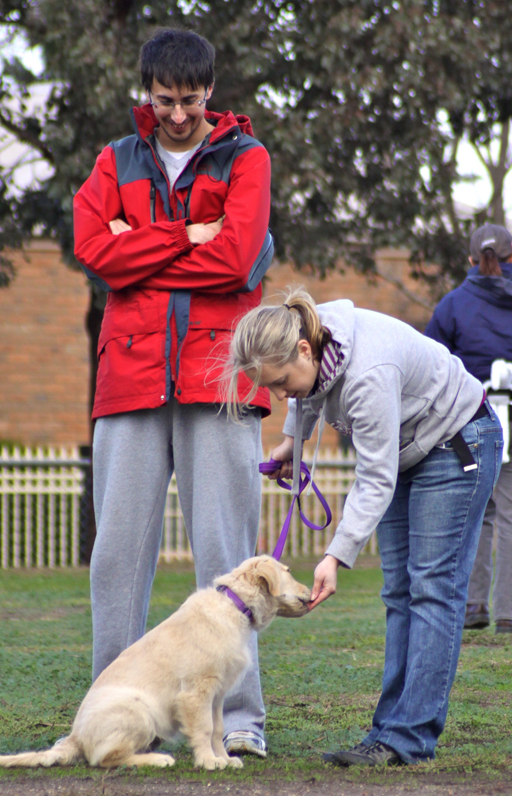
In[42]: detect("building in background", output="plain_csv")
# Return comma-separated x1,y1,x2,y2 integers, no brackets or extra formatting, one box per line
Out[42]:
0,241,433,451
0,241,89,446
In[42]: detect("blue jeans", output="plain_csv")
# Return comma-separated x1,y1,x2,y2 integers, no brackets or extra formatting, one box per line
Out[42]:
364,406,502,762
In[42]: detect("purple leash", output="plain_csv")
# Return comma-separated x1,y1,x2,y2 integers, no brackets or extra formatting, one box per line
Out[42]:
259,458,332,560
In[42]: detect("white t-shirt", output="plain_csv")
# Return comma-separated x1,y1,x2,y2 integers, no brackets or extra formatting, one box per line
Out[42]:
155,136,202,190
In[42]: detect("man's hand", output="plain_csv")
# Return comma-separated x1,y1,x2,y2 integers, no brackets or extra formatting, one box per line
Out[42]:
109,216,224,246
268,435,294,480
186,217,224,246
109,218,132,235
309,554,340,610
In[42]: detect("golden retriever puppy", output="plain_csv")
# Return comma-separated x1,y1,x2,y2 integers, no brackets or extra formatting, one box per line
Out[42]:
0,556,310,770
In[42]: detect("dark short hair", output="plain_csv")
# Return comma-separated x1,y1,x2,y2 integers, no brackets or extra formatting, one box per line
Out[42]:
140,28,215,92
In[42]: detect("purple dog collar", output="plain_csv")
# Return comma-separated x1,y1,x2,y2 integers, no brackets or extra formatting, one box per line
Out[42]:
216,584,254,622
259,457,332,560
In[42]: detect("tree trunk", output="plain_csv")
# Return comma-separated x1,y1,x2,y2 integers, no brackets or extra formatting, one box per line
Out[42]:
82,286,107,563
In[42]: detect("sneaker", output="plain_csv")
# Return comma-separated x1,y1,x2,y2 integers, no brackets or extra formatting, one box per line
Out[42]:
323,742,368,765
464,603,490,629
495,619,512,634
224,731,267,758
324,740,402,767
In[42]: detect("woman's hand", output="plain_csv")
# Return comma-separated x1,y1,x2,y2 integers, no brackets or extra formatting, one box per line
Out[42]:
268,435,294,480
309,554,340,610
109,218,132,235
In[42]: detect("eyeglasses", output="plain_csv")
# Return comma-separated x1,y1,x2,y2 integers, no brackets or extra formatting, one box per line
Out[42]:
148,89,208,111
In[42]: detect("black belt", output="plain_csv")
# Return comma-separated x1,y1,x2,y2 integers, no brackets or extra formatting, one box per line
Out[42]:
470,402,489,422
450,402,489,473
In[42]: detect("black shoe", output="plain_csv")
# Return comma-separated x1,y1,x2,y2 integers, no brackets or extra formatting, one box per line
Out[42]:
464,604,490,629
495,619,512,634
324,741,402,767
323,742,368,765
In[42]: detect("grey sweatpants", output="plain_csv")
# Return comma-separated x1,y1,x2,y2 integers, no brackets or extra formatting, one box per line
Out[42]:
90,399,265,738
467,459,512,620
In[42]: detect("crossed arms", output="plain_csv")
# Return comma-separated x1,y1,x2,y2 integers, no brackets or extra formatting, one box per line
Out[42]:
73,143,271,294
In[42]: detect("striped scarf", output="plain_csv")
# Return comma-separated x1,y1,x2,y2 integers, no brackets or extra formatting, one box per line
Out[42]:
313,339,344,395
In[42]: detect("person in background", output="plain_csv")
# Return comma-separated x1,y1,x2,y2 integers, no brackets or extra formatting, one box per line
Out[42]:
425,223,512,633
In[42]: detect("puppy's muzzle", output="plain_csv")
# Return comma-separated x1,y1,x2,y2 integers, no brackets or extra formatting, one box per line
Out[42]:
276,586,312,617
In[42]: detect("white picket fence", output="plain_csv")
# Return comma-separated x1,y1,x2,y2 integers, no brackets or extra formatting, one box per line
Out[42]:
0,445,370,569
0,447,85,568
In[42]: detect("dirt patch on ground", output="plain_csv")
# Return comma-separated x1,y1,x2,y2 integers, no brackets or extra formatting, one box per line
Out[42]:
1,772,512,796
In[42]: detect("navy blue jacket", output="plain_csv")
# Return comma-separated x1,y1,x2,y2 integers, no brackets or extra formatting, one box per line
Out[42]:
425,264,512,382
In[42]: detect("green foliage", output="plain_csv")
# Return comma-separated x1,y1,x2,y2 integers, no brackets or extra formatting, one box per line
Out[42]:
1,1,512,294
0,558,511,788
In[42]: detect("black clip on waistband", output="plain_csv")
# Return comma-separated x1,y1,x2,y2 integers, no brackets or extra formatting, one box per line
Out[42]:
450,402,489,473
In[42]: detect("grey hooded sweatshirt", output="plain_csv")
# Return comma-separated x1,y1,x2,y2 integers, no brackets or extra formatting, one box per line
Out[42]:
282,300,484,568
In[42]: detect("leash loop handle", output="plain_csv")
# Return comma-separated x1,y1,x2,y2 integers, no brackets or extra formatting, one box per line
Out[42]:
259,458,332,560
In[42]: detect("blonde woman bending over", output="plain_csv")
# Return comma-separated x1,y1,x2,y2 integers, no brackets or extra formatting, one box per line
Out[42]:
227,287,502,767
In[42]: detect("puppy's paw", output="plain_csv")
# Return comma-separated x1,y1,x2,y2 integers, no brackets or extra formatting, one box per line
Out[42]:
124,752,175,768
152,754,175,767
227,755,243,769
198,755,228,770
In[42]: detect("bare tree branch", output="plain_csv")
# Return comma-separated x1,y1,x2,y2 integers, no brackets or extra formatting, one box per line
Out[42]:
470,122,512,225
0,110,54,164
446,136,462,234
473,140,491,173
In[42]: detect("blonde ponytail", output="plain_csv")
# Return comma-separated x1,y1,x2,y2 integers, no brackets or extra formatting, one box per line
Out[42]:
225,286,330,420
282,286,330,359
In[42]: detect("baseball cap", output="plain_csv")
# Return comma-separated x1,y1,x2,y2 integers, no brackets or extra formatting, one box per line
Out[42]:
470,224,512,261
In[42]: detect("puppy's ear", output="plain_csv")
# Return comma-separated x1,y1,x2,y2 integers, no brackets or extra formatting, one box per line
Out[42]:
254,558,281,597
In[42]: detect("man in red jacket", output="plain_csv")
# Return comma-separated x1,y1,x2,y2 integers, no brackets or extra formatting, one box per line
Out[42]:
73,28,272,759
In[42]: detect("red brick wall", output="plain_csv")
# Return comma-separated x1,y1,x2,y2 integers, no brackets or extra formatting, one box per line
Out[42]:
0,242,433,450
262,251,433,451
0,241,90,446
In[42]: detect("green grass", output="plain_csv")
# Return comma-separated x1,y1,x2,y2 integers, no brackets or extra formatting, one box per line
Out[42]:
0,557,511,787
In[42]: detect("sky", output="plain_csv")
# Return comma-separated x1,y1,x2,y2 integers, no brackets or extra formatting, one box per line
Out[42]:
0,31,52,193
453,139,512,223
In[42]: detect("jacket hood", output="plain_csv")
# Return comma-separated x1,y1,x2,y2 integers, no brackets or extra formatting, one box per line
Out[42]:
131,103,254,143
465,263,512,307
288,299,356,493
315,299,355,387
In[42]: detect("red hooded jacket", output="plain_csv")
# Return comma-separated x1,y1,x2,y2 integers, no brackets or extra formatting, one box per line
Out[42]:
74,104,272,419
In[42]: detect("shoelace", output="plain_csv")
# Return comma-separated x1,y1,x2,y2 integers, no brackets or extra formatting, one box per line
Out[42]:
258,458,332,560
